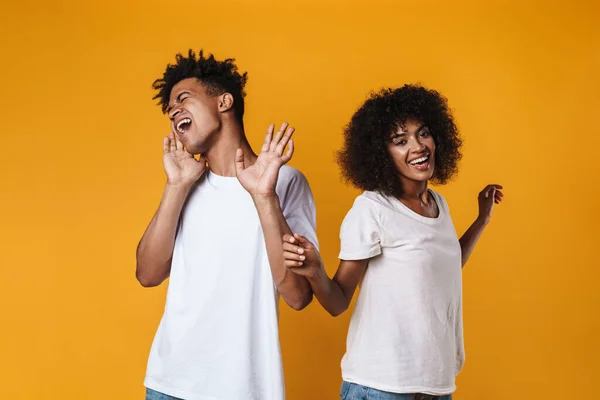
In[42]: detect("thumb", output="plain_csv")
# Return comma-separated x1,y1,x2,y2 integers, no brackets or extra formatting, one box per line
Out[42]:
235,148,245,175
199,156,208,171
293,233,314,249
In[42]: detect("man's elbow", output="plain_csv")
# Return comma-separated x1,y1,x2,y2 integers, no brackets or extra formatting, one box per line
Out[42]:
286,290,313,311
136,268,162,287
135,259,167,288
328,305,348,317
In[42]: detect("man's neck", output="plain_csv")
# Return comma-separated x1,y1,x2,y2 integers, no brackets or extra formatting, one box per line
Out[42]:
205,120,257,176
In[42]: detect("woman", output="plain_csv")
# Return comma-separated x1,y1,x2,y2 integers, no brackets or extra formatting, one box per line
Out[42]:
283,85,503,400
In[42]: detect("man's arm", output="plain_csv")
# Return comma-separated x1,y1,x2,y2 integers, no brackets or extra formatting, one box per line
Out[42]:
236,123,313,310
136,182,191,287
254,197,313,310
136,133,206,287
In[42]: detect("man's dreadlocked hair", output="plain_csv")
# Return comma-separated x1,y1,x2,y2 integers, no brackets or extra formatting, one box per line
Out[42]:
152,49,248,120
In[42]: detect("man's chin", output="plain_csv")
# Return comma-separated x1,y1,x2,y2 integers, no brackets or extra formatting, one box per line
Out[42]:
185,134,211,155
183,141,202,155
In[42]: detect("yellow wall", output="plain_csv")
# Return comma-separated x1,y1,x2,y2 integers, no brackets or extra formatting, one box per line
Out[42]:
1,0,598,398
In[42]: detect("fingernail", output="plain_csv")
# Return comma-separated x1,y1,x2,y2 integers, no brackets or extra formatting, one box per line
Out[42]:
298,248,304,254
300,255,305,260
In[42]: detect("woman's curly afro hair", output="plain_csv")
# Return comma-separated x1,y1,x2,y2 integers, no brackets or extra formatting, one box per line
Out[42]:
337,84,462,197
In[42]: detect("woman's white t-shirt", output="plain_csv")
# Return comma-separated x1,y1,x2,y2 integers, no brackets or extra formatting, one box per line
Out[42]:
339,190,464,396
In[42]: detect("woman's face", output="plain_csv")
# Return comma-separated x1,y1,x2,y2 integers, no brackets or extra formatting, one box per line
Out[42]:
387,119,436,184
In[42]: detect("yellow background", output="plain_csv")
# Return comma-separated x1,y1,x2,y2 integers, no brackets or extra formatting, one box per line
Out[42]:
1,0,599,398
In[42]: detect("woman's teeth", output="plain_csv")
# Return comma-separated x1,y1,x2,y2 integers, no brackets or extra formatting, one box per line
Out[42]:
409,155,429,165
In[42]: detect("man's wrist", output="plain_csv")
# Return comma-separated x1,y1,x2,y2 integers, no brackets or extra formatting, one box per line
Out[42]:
252,194,280,209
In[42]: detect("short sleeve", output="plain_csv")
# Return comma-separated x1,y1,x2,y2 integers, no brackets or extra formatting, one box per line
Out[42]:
286,203,319,250
277,166,319,250
339,197,382,260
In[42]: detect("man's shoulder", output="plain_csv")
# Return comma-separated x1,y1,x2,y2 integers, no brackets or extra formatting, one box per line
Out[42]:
276,165,311,194
278,165,308,184
276,166,314,211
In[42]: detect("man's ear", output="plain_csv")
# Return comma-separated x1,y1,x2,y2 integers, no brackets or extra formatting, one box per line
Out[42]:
218,93,234,113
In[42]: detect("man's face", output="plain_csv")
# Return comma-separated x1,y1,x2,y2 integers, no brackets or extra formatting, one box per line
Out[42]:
167,78,221,154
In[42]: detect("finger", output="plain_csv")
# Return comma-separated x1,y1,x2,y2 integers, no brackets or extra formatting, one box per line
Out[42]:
285,260,304,268
235,148,245,175
284,251,305,261
283,242,303,253
170,132,176,151
485,184,502,193
283,234,293,243
262,124,274,153
283,242,301,253
285,234,297,244
281,139,294,164
294,233,314,249
198,155,208,170
270,122,289,152
174,133,183,150
482,186,496,199
276,126,295,156
163,136,170,154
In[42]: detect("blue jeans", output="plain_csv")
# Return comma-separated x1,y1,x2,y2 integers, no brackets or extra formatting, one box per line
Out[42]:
341,381,453,400
145,388,183,400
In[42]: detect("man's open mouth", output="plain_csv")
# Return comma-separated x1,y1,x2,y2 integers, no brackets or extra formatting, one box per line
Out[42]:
175,118,192,134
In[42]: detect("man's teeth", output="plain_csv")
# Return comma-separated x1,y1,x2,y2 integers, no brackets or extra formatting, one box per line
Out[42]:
410,155,429,165
176,118,191,133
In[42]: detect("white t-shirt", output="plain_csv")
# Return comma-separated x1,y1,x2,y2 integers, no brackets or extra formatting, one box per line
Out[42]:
339,190,463,396
144,166,318,400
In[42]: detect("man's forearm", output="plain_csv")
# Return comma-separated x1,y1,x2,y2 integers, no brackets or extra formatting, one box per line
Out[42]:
136,183,192,287
253,195,313,310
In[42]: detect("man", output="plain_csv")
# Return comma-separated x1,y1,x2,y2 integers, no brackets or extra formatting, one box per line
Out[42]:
136,49,318,400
